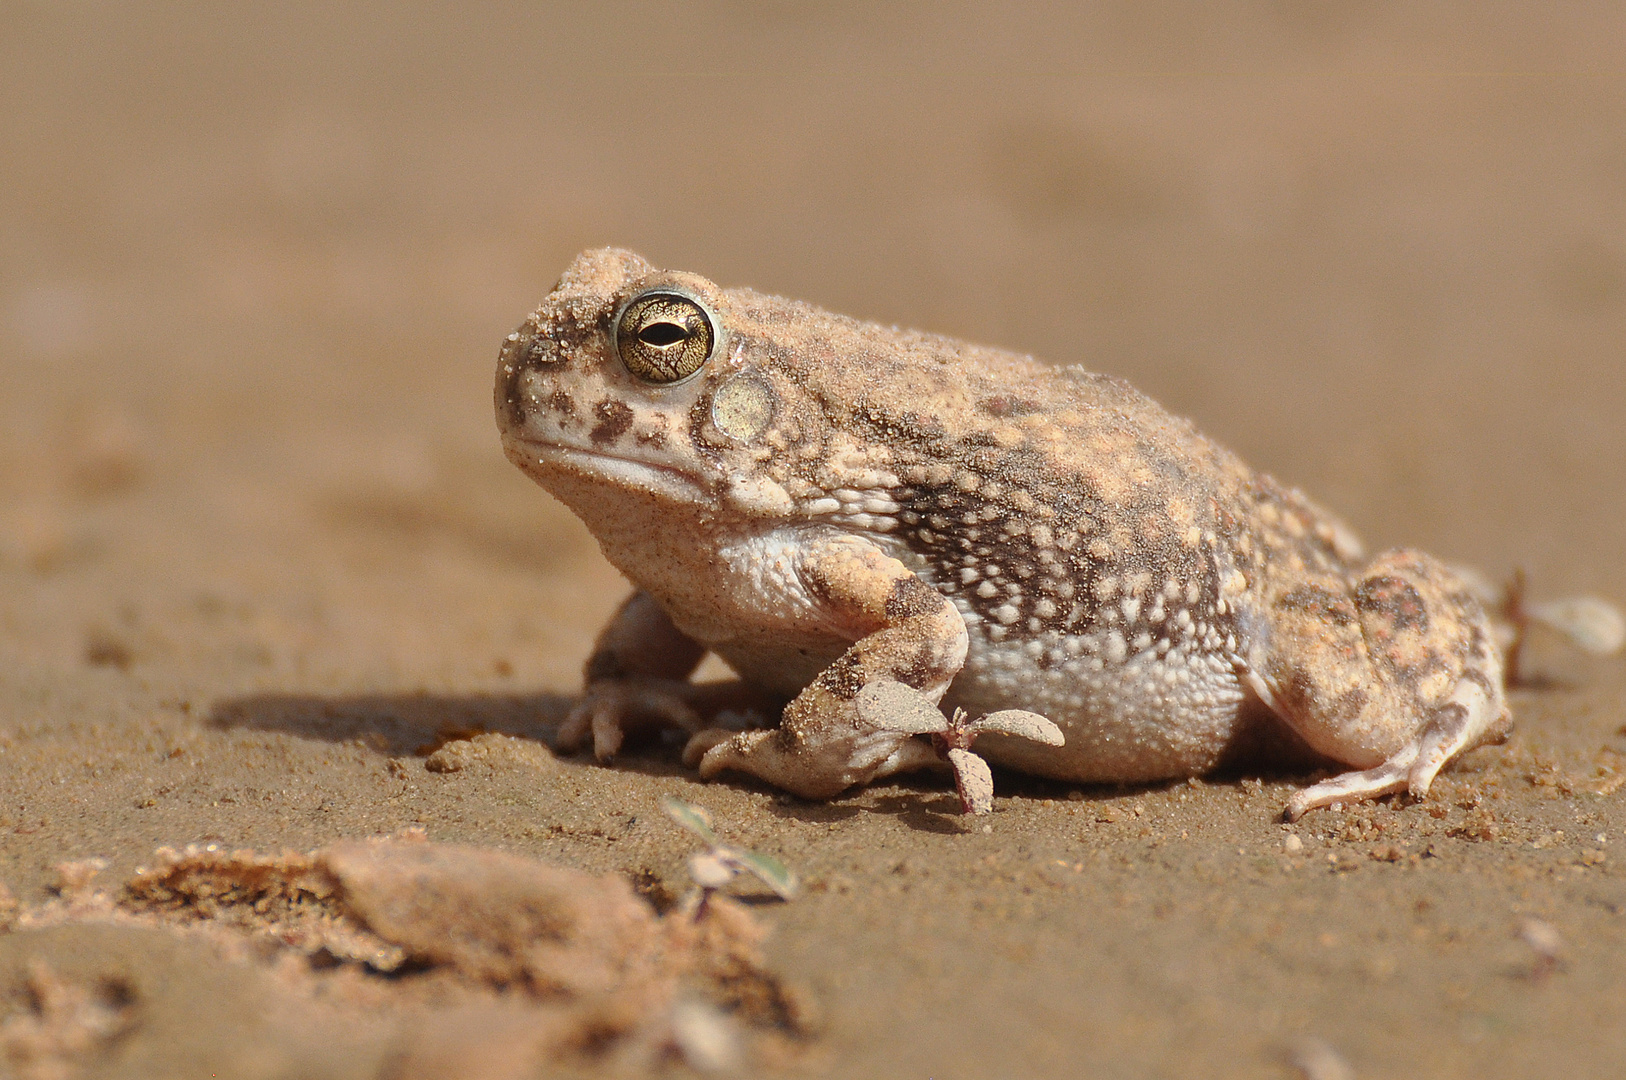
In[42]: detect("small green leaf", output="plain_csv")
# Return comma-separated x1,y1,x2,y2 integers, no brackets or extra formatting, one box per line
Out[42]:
730,848,799,900
663,796,798,900
660,795,720,846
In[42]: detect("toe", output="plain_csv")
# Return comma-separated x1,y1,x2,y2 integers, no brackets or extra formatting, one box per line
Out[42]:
683,728,738,770
556,708,591,753
1283,754,1414,821
590,706,625,762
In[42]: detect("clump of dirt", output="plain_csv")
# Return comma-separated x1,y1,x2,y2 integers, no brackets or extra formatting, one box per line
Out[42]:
124,843,410,970
3,835,812,1077
422,731,559,773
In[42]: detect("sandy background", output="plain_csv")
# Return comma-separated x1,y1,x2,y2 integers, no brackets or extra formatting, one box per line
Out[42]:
3,3,1626,1077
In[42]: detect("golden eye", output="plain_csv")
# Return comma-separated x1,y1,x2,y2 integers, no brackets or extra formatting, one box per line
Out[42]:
614,292,715,383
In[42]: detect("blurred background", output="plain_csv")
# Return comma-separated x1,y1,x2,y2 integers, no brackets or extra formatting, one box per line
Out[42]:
2,1,1624,695
4,9,1626,1077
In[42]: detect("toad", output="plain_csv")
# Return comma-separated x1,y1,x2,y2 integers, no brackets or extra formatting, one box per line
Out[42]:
496,249,1510,819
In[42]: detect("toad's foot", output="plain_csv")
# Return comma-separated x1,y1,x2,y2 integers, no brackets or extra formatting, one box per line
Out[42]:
1283,674,1504,821
560,590,711,761
1254,549,1512,821
853,679,1063,813
558,679,706,762
685,723,944,799
563,680,779,762
682,683,1062,813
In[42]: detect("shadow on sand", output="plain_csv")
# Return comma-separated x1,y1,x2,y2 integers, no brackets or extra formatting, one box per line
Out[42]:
207,689,576,757
206,688,1339,832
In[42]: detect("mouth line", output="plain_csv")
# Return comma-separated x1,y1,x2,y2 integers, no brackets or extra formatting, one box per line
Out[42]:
505,436,710,502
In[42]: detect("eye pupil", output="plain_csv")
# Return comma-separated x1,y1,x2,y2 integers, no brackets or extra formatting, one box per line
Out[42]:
615,292,716,384
637,322,690,347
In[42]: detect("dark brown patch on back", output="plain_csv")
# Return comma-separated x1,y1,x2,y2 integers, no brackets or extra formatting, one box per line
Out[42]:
1277,585,1357,627
978,395,1041,418
1355,576,1429,634
1280,665,1368,724
1328,686,1369,726
892,410,947,442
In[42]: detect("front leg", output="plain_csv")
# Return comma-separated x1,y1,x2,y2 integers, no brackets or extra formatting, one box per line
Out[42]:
690,535,968,799
557,591,708,761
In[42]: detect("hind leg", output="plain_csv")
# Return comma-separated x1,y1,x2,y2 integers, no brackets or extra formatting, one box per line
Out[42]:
1244,549,1511,821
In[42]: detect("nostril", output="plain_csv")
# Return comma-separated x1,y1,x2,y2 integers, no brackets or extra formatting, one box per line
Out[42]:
500,328,540,369
507,330,565,367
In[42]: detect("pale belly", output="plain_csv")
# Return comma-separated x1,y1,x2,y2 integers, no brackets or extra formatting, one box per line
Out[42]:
944,628,1252,783
711,618,1254,783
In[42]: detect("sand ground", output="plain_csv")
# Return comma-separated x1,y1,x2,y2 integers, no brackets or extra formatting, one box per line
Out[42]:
2,4,1626,1077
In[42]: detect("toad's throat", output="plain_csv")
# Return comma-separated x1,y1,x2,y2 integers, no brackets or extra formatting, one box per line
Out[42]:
505,437,712,506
